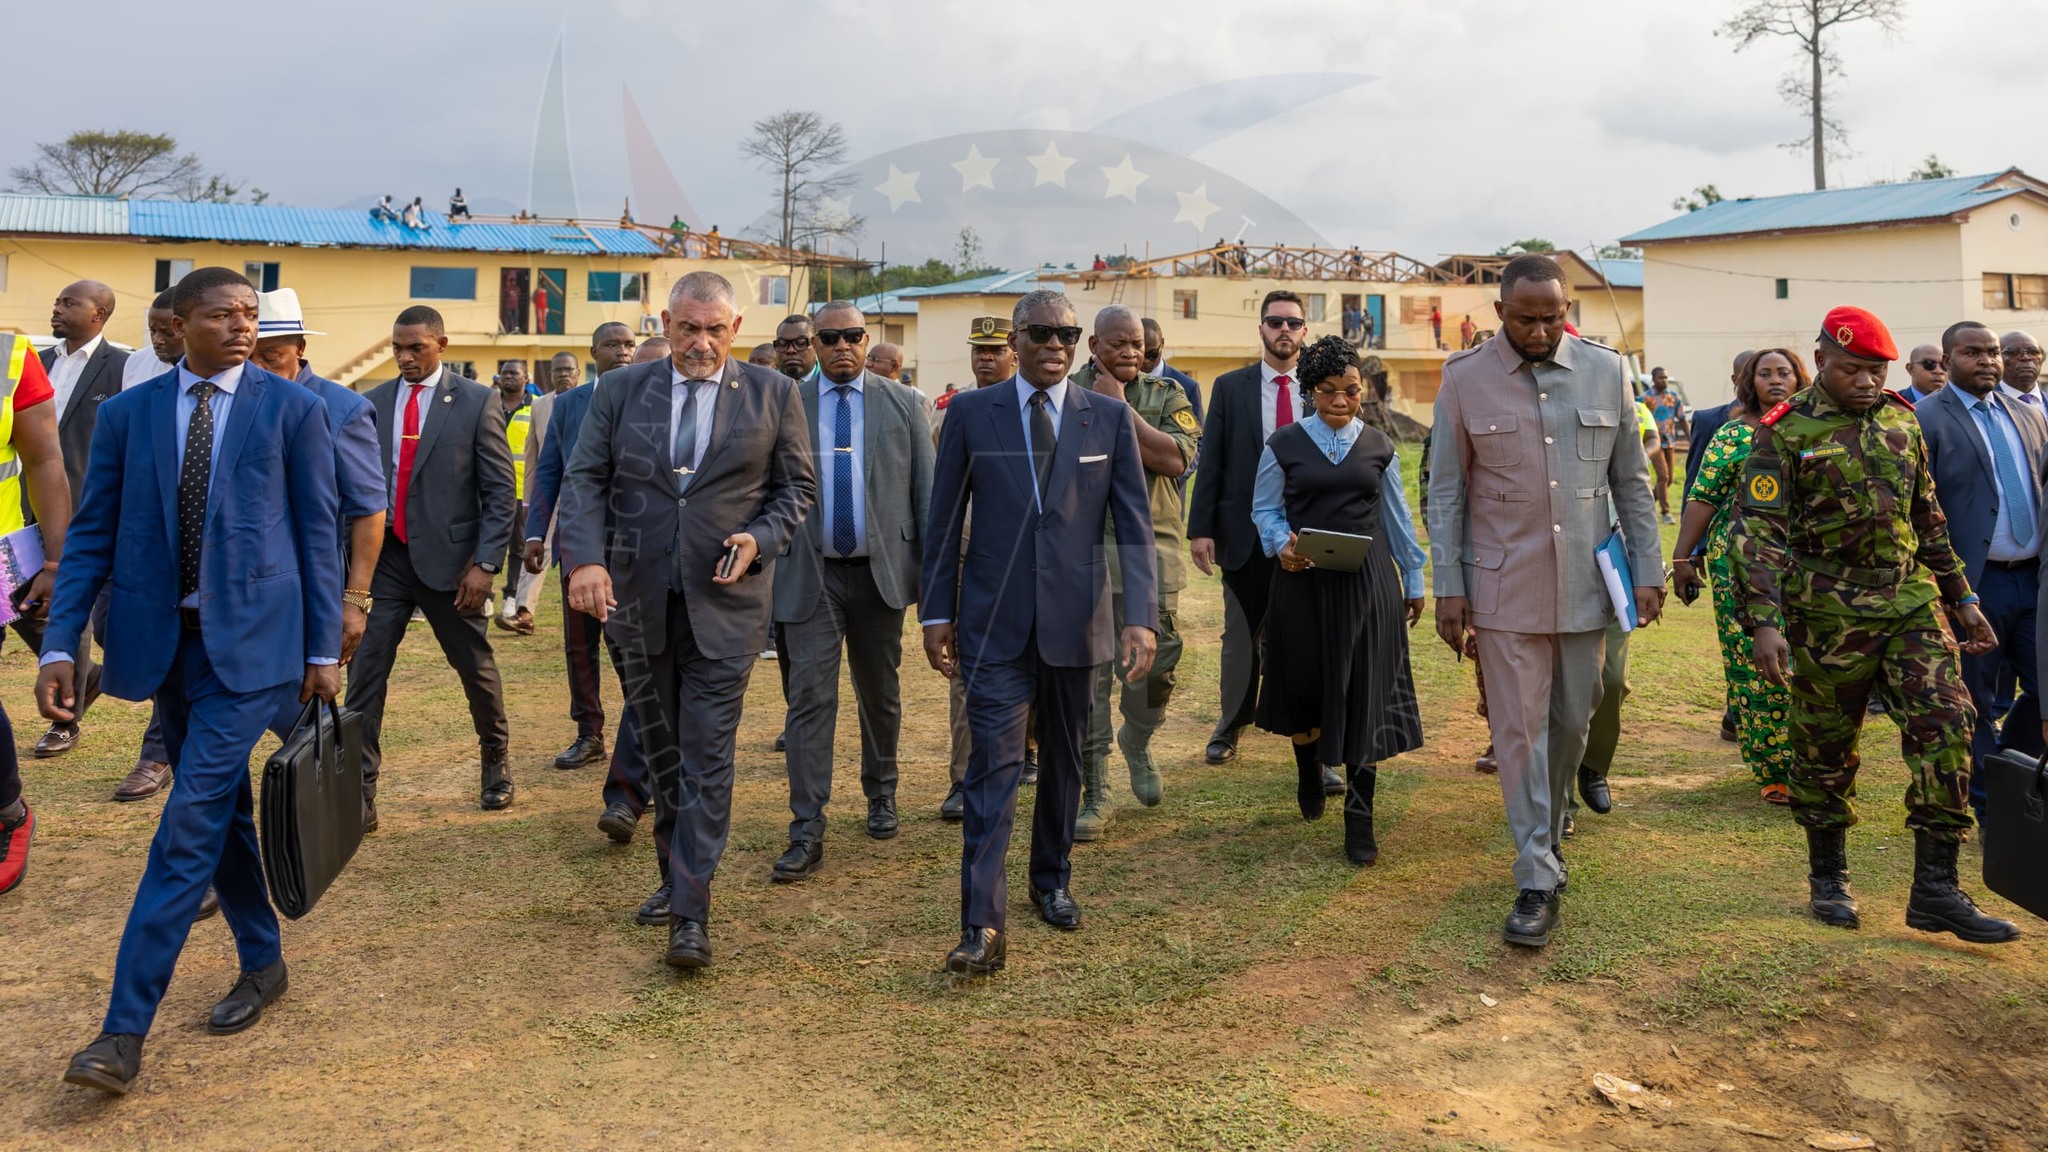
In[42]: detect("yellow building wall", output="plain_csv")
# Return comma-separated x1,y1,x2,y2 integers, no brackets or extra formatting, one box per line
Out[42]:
1636,223,1977,408
0,236,809,387
1956,198,2048,339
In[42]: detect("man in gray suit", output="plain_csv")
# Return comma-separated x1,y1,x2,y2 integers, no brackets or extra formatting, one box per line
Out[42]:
22,280,128,759
560,271,816,969
769,302,932,880
1428,255,1663,949
350,306,518,825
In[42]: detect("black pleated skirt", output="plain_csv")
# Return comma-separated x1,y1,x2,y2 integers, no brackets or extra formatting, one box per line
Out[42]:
1254,535,1424,766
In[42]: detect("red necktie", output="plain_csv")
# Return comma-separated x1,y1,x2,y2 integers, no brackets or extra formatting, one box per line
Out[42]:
394,383,422,542
1274,375,1294,427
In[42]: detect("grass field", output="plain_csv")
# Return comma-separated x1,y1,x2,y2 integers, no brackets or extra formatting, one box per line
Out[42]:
2,461,2045,1150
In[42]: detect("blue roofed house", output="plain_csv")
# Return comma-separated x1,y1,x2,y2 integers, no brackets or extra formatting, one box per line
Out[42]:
1619,168,2048,405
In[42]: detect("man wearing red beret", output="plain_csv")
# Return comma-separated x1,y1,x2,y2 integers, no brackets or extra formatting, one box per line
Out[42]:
1728,305,2018,944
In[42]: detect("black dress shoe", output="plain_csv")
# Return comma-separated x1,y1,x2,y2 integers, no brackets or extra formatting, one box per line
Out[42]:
1553,846,1569,893
635,883,673,926
1033,886,1080,930
771,839,823,882
1577,765,1612,814
1504,888,1559,947
480,749,514,811
196,886,221,921
362,797,379,835
939,782,966,822
554,734,605,770
208,959,288,1035
773,732,786,753
1205,727,1242,765
597,802,638,844
946,926,1005,974
1021,748,1039,787
1561,812,1576,840
1320,764,1346,796
665,919,711,969
867,796,899,840
63,1033,143,1095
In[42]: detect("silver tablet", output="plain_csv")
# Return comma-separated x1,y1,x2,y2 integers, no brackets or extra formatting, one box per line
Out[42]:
1296,528,1373,573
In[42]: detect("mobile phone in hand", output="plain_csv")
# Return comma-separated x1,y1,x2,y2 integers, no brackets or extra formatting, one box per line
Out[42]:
716,543,742,580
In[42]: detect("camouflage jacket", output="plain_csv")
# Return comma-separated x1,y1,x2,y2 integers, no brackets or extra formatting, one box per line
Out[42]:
1072,362,1200,595
1729,388,1972,631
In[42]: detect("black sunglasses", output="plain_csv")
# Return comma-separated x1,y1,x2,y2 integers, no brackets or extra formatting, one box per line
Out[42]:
1262,316,1307,331
772,337,812,351
1916,358,1941,371
1020,323,1083,346
815,327,868,346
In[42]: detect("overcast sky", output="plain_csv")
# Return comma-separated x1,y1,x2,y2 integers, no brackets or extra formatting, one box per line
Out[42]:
9,0,2043,265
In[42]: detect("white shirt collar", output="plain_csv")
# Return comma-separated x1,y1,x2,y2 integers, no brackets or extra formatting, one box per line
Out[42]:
176,358,246,394
672,361,727,386
404,365,446,393
1261,358,1297,385
56,333,104,362
2000,382,2041,403
1016,374,1067,411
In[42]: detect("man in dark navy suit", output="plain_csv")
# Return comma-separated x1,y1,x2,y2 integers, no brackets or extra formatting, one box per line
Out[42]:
38,267,341,1094
920,289,1158,975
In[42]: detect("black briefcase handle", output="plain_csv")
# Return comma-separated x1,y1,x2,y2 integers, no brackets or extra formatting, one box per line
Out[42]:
285,695,342,759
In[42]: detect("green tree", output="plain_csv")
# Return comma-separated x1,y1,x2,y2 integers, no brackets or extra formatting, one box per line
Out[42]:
1495,237,1555,256
1907,153,1957,181
1597,244,1644,260
10,129,250,201
1672,184,1725,212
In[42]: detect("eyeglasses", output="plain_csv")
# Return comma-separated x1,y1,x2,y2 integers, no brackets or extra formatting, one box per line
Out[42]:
1313,386,1362,399
1020,324,1083,346
1262,316,1307,331
772,337,811,351
1916,358,1942,371
815,327,868,346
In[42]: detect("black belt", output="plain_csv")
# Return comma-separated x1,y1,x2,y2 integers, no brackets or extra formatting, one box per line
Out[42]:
823,555,871,566
179,606,202,632
1984,557,2039,571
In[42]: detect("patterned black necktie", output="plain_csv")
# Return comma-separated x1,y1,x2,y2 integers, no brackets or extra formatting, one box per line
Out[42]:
1028,391,1055,502
179,381,218,600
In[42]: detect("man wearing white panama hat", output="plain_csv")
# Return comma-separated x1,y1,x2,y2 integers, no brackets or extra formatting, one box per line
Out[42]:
249,288,386,671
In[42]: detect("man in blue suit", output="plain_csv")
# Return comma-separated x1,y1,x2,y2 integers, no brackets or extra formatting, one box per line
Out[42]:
1915,320,2048,817
921,290,1158,975
38,267,341,1095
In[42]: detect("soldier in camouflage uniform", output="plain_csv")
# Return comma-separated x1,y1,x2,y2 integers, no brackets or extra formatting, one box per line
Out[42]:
1729,305,2017,944
1073,306,1200,840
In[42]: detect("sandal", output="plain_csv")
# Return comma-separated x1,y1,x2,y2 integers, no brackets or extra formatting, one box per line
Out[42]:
1760,783,1791,805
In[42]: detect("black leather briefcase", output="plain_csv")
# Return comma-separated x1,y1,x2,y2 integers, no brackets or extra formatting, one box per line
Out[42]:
260,698,364,920
1980,748,2048,922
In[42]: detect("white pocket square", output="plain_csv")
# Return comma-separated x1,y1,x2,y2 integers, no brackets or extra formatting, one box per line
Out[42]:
1079,453,1108,463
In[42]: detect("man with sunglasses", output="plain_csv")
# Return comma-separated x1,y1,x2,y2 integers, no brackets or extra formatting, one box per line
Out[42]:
1899,344,1948,405
1190,291,1340,792
921,290,1158,974
1072,306,1199,841
769,304,932,881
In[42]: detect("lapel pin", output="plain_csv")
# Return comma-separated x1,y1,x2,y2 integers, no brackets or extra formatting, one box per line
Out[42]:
442,394,453,404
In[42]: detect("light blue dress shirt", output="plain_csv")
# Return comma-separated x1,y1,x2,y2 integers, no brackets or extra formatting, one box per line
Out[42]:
818,370,868,557
1965,393,2041,561
1251,418,1426,600
1016,374,1067,511
669,364,720,482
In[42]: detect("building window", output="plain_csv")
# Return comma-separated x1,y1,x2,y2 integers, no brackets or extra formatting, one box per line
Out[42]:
0,254,8,292
1985,273,2014,310
1173,290,1198,319
445,361,477,382
1306,293,1327,322
1774,278,1789,300
884,323,905,344
757,276,789,307
587,271,644,303
154,258,194,292
2019,275,2048,311
410,266,478,300
243,261,280,292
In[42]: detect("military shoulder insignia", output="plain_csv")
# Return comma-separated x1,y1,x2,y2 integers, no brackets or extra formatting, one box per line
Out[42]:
1760,401,1793,426
1885,391,1916,411
1172,408,1200,433
1743,461,1786,508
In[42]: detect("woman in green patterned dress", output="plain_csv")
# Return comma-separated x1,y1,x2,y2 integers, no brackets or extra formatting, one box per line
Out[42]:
1671,349,1808,804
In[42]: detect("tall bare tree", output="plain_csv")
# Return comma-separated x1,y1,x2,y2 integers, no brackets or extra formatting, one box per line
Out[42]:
1719,0,1906,191
739,110,861,251
10,129,247,201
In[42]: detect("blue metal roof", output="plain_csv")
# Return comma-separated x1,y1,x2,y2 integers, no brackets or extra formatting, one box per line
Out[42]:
1621,172,2037,244
1590,257,1643,288
0,194,663,256
810,289,916,317
897,268,1059,298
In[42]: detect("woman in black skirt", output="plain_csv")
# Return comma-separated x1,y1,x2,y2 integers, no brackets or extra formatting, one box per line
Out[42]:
1251,336,1426,864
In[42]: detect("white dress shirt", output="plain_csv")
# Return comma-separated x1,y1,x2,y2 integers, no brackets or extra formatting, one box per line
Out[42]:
46,333,104,417
1258,359,1297,441
670,362,722,481
122,351,176,391
2000,382,2044,412
387,365,446,481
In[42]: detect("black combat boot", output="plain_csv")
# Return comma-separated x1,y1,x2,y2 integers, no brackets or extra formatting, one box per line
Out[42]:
1904,832,2019,944
1343,764,1378,866
1805,827,1859,929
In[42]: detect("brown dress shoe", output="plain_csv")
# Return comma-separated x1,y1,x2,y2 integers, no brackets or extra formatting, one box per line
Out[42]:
113,761,172,802
33,724,79,759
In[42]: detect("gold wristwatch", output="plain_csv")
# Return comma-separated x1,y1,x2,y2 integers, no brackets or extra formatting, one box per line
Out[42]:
343,589,374,612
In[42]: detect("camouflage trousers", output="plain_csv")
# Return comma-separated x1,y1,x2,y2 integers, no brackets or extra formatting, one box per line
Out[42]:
1086,593,1182,768
1783,607,1975,843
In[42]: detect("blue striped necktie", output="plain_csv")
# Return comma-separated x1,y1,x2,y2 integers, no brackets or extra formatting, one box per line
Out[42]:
831,384,856,556
1974,398,2036,545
